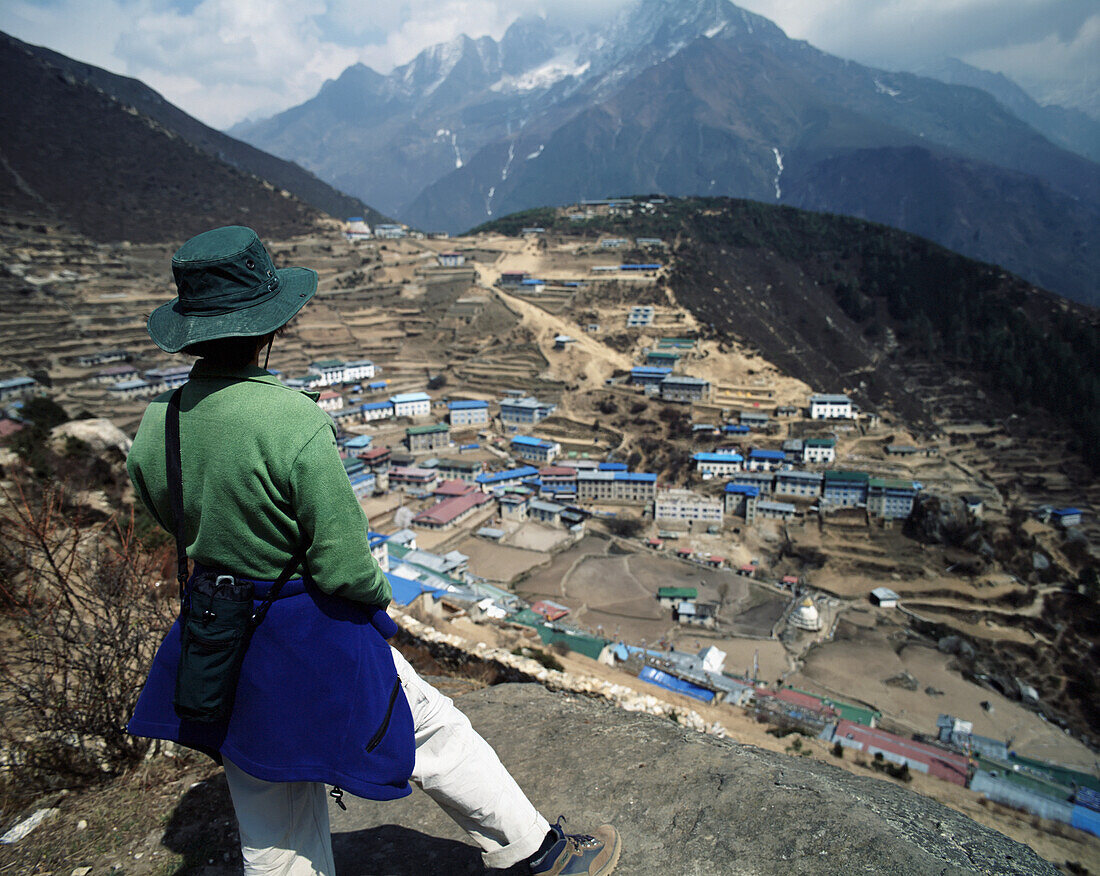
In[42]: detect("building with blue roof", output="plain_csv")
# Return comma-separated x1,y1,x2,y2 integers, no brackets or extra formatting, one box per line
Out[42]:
629,366,671,387
724,482,760,521
746,448,787,472
348,470,376,498
476,466,541,491
385,572,447,606
599,462,628,471
447,399,490,426
343,434,374,451
693,452,744,476
390,392,431,418
1051,508,1083,528
510,435,561,463
360,400,393,422
723,424,750,434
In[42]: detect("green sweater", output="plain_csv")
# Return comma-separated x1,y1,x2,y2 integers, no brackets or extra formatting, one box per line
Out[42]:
127,361,390,606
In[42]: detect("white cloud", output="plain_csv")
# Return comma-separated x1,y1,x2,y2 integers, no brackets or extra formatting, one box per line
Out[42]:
0,0,1095,128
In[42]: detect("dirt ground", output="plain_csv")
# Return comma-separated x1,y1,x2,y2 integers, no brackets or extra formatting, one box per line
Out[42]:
452,536,548,583
505,522,573,552
514,536,788,650
794,614,1098,769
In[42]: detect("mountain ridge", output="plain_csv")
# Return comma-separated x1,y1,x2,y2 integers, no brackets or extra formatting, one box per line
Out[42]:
230,0,1100,305
1,32,389,229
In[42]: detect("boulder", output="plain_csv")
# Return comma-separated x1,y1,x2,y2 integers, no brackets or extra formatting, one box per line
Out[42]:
49,419,131,456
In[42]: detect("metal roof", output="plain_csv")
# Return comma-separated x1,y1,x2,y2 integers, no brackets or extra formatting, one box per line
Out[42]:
390,392,431,403
447,399,489,409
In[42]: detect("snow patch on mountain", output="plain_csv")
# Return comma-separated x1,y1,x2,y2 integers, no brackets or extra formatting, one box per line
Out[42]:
501,141,516,180
494,52,590,93
451,132,463,169
771,147,784,199
526,144,545,160
874,78,901,98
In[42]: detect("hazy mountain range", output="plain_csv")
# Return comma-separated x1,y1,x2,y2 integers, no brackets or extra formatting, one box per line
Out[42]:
231,0,1100,306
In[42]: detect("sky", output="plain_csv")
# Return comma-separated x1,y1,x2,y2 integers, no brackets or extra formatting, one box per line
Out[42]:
1,0,1096,129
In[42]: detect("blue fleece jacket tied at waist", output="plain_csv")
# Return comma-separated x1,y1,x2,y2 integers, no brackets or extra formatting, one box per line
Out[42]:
128,572,412,800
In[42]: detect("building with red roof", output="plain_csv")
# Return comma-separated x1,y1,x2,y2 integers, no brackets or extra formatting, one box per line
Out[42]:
530,600,570,622
412,491,492,530
832,720,969,786
433,479,477,498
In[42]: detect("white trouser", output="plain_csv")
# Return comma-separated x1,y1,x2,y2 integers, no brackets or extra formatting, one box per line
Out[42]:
222,646,550,875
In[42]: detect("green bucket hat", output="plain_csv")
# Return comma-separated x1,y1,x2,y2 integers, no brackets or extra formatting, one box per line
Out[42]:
147,226,317,353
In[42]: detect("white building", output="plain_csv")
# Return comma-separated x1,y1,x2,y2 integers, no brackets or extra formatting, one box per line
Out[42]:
809,394,855,419
390,392,431,418
802,437,837,464
345,217,372,240
654,489,723,527
627,305,655,327
693,452,744,477
361,401,393,422
0,376,38,403
317,390,343,412
343,360,376,382
438,252,465,267
310,359,375,386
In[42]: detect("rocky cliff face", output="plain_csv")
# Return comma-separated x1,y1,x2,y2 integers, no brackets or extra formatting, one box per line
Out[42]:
328,683,1055,874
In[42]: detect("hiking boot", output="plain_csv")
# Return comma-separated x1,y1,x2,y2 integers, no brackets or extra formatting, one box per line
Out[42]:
527,816,621,876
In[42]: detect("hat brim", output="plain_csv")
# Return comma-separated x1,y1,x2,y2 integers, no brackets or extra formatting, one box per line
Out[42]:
147,266,317,354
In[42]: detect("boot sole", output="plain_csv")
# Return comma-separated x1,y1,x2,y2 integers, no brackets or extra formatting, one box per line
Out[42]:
596,828,622,876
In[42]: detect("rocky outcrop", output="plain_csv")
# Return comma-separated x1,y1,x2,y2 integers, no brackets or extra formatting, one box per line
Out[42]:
329,683,1055,875
49,418,132,456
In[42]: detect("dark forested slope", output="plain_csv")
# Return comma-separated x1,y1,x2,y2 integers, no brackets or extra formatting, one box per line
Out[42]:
477,197,1100,470
0,34,324,242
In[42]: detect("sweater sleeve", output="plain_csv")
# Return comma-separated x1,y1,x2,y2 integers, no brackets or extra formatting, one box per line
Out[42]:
288,422,391,607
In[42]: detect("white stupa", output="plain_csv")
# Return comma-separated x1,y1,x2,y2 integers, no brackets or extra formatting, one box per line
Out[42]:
789,596,822,632
345,217,372,240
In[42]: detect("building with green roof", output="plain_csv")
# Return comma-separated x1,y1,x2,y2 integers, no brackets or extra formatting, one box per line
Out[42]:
407,422,451,452
657,587,698,606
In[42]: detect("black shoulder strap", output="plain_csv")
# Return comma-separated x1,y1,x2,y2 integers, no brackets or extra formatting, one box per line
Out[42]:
164,385,303,621
165,388,188,607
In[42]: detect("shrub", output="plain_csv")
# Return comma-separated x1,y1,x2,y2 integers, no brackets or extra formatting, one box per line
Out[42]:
0,479,175,799
832,741,844,759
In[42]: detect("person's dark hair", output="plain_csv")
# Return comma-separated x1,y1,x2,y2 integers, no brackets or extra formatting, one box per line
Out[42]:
183,334,267,368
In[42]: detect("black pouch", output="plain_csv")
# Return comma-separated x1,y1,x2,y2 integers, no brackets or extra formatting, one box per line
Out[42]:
164,388,300,725
174,572,256,723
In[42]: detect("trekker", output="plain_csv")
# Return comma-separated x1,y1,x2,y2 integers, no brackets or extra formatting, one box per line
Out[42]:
126,226,621,875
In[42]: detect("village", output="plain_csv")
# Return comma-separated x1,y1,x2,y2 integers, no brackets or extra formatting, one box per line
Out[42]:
0,203,1097,853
